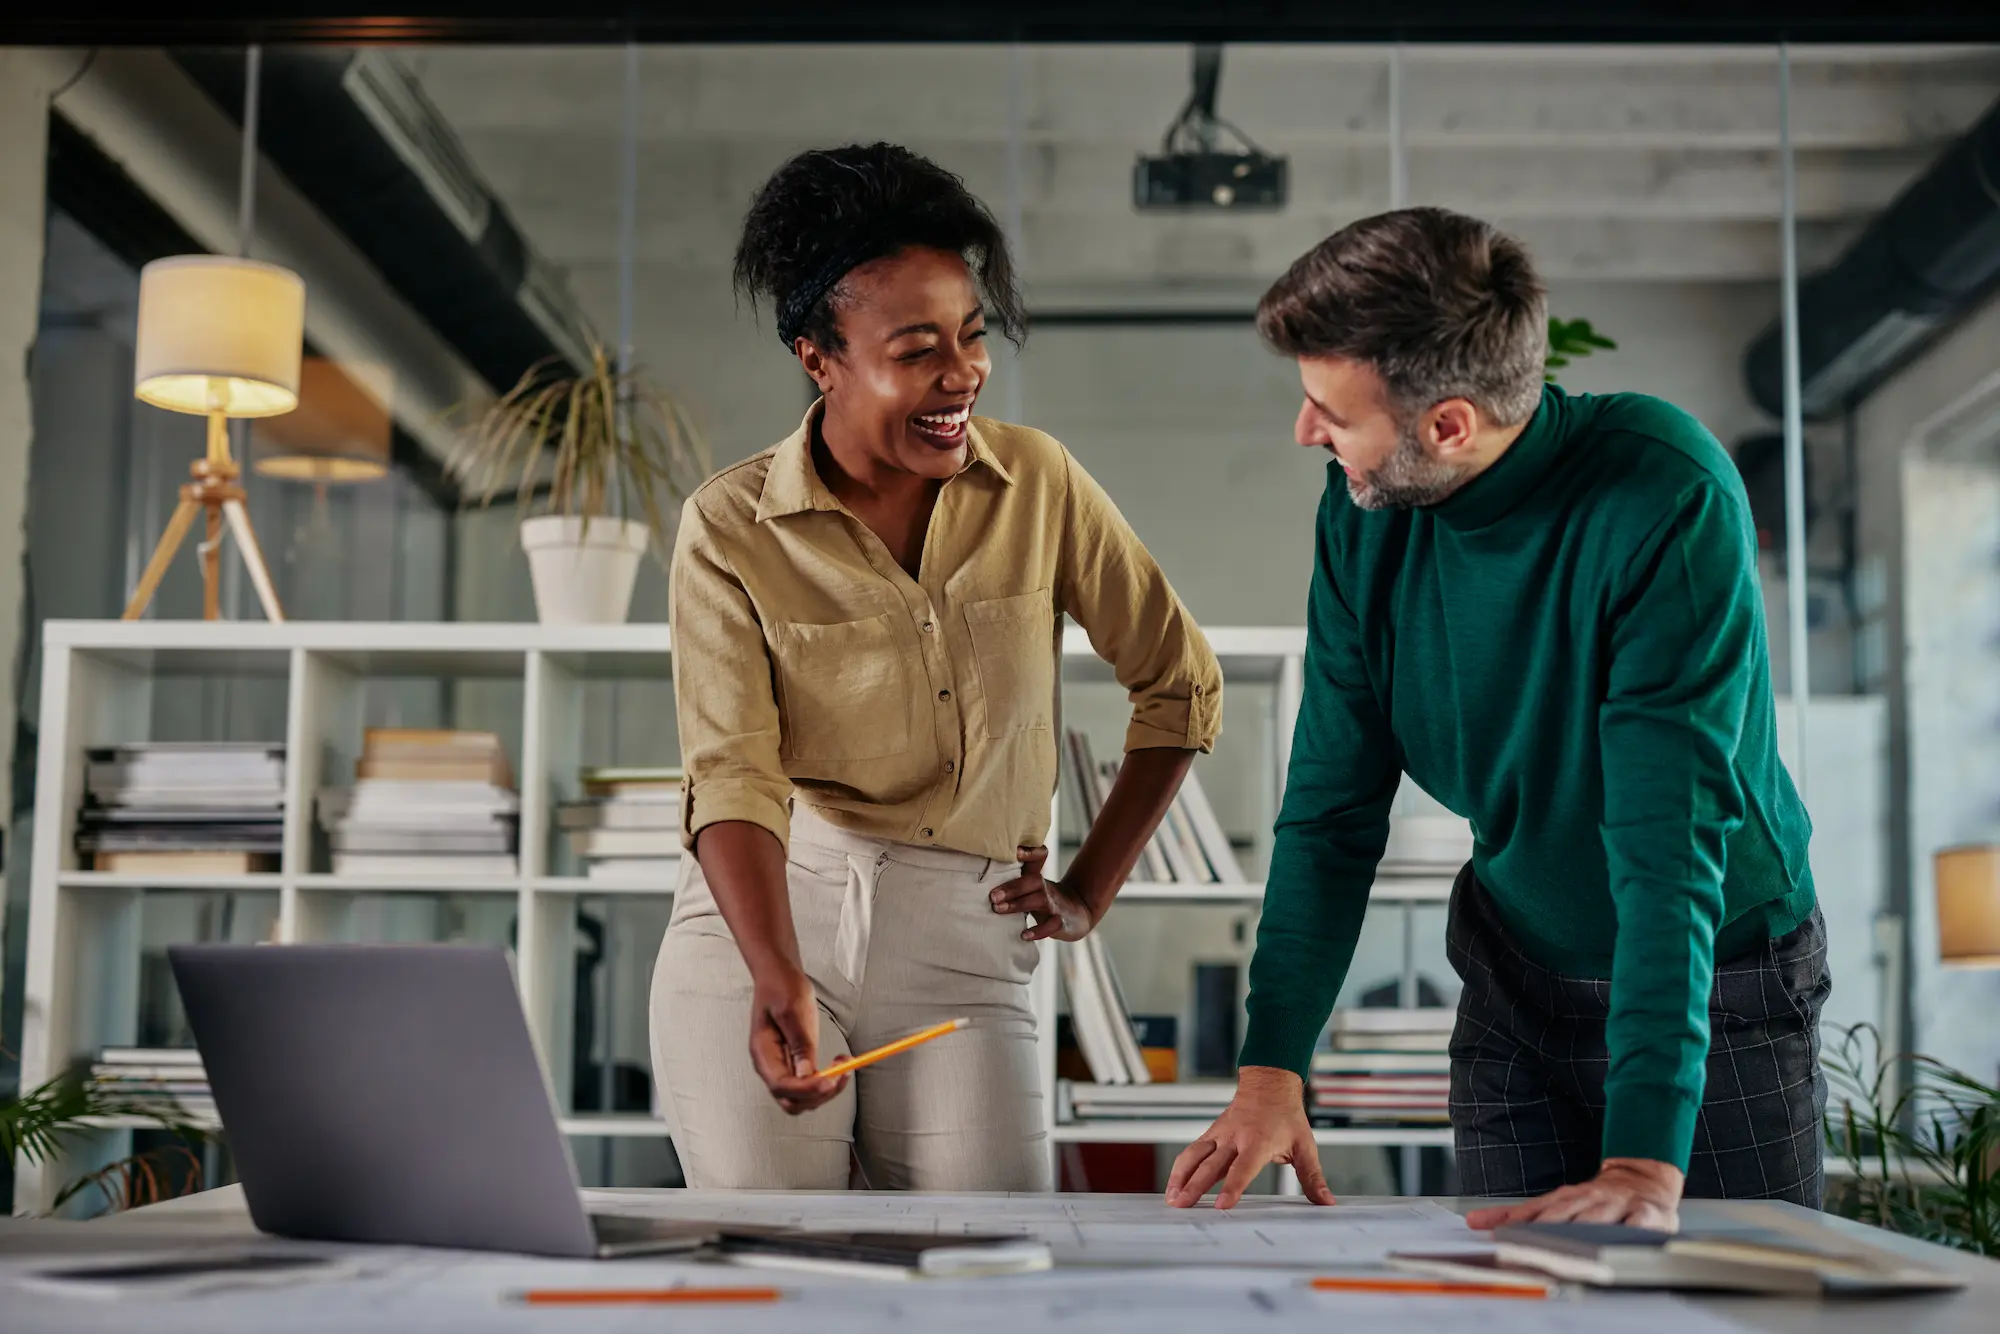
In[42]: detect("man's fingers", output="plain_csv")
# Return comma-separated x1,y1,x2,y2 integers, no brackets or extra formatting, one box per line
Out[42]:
1465,1201,1532,1230
1570,1195,1628,1225
1290,1136,1337,1206
1213,1145,1266,1211
1166,1139,1218,1203
1173,1143,1238,1208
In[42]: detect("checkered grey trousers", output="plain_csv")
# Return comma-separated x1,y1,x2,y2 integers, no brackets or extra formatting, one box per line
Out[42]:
1445,866,1829,1205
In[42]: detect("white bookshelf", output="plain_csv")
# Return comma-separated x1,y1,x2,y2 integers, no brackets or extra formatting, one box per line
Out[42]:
15,619,1458,1213
14,619,680,1214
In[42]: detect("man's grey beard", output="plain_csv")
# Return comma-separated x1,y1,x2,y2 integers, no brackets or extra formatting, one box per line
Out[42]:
1346,418,1475,511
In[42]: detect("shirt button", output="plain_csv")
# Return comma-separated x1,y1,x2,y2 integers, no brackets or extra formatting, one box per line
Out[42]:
921,620,935,633
938,689,951,702
944,760,956,774
1193,684,1204,696
921,827,934,839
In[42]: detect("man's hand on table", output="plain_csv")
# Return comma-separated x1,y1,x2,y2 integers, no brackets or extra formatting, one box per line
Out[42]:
1464,1158,1684,1231
1165,1067,1337,1209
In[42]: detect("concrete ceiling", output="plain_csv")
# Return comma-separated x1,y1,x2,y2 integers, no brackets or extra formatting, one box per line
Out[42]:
404,42,2000,306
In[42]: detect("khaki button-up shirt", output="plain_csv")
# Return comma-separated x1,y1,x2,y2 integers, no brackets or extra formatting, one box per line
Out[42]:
670,403,1222,862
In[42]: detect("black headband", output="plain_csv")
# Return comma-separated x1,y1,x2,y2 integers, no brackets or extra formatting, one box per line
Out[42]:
774,232,896,349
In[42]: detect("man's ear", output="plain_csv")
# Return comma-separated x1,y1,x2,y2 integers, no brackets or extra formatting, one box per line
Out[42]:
1425,398,1481,459
797,339,835,394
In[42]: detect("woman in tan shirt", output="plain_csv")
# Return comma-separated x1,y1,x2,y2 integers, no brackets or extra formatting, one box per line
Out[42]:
651,143,1222,1191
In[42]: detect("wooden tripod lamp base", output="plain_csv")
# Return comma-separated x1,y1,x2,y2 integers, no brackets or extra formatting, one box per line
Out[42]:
122,410,285,622
126,253,306,623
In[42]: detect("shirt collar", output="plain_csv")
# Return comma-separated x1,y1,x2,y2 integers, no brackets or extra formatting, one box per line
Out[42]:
755,398,1013,523
1427,383,1570,531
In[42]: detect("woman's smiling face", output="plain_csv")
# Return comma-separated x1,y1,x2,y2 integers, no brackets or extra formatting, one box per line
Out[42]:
800,246,991,482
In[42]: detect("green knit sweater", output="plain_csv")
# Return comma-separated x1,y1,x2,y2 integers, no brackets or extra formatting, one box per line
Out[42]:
1240,384,1815,1170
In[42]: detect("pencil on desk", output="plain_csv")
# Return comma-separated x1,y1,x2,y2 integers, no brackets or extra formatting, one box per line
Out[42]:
815,1017,968,1080
516,1286,783,1305
1308,1276,1548,1299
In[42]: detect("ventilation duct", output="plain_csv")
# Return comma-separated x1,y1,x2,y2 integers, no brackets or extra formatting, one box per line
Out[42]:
171,49,594,395
1745,95,2000,420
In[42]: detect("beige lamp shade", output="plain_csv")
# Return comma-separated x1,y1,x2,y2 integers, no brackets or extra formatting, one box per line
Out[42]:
1936,844,2000,968
253,356,392,482
134,255,306,417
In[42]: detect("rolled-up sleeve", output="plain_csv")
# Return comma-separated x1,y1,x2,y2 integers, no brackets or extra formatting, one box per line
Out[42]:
669,495,793,852
1055,447,1222,753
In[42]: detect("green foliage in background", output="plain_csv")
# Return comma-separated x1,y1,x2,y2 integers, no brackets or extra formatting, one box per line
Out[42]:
2,1061,213,1216
1824,1023,2000,1257
1546,317,1617,379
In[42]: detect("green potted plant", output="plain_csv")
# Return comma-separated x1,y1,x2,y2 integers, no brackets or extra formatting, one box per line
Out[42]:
1824,1023,1999,1257
3,1060,213,1215
449,343,711,625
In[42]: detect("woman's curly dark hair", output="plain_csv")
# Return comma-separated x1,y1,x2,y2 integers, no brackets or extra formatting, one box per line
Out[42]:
732,142,1027,355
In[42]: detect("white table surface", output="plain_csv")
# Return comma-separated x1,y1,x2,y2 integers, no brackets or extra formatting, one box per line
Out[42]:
1,1186,1994,1333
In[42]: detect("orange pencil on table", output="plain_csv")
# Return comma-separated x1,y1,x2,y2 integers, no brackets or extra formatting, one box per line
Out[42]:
1309,1275,1549,1300
517,1287,782,1306
814,1017,969,1080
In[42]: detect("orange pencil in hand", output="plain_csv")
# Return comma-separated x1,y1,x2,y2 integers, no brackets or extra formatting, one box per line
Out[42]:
815,1018,969,1080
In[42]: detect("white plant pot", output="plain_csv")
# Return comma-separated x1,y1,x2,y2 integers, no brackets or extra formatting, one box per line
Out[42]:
520,515,649,625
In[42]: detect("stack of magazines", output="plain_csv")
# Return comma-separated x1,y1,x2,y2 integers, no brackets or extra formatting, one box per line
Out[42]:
556,766,682,881
73,742,286,875
1061,729,1244,885
316,728,519,876
1310,1007,1453,1125
90,1047,214,1124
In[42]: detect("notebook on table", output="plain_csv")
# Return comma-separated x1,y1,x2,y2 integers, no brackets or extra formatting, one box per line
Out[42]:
715,1229,1054,1280
1476,1221,1967,1296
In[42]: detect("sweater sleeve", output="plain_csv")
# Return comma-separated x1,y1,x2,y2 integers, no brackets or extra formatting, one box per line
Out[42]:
1597,484,1756,1168
1239,488,1400,1078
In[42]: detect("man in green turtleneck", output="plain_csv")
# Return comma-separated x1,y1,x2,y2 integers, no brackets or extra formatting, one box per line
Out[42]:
1167,208,1827,1228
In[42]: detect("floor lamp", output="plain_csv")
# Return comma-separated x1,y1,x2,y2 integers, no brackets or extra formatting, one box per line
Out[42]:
122,255,304,622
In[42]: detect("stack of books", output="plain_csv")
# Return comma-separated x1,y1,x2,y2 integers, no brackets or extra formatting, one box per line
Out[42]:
89,1047,215,1124
555,766,682,881
1310,1007,1453,1125
1065,1080,1235,1123
1061,729,1244,885
73,742,286,875
1059,933,1150,1087
315,728,519,877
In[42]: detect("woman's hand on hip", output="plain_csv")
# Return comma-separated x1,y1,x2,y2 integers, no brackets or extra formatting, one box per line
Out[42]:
746,964,847,1115
989,845,1096,942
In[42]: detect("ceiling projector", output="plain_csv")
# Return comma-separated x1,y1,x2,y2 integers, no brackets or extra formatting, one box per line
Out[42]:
1134,45,1287,211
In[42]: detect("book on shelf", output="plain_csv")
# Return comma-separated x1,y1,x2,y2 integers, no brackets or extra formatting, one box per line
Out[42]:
1057,933,1151,1086
1060,729,1244,885
90,1047,215,1119
1311,1050,1451,1075
355,728,514,788
581,765,684,797
1066,1081,1235,1121
330,853,519,877
90,851,277,876
565,828,680,860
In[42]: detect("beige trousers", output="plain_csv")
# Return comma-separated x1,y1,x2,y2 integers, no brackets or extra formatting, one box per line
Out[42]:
649,807,1051,1191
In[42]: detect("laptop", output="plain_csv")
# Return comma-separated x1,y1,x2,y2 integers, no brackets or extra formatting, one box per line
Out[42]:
168,943,714,1259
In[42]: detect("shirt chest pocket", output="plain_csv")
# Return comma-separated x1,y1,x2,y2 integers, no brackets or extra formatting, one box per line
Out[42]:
963,587,1056,740
769,613,912,763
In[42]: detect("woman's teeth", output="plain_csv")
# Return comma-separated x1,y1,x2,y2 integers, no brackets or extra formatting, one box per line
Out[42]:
912,406,970,441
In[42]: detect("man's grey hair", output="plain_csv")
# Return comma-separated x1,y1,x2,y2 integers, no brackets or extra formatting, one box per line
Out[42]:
1257,207,1549,426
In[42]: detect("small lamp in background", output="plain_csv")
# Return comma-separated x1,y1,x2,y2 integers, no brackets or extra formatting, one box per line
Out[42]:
1935,844,2000,968
252,356,392,484
124,254,304,622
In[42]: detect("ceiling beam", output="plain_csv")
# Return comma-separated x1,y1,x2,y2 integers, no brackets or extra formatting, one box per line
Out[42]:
5,4,2000,46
